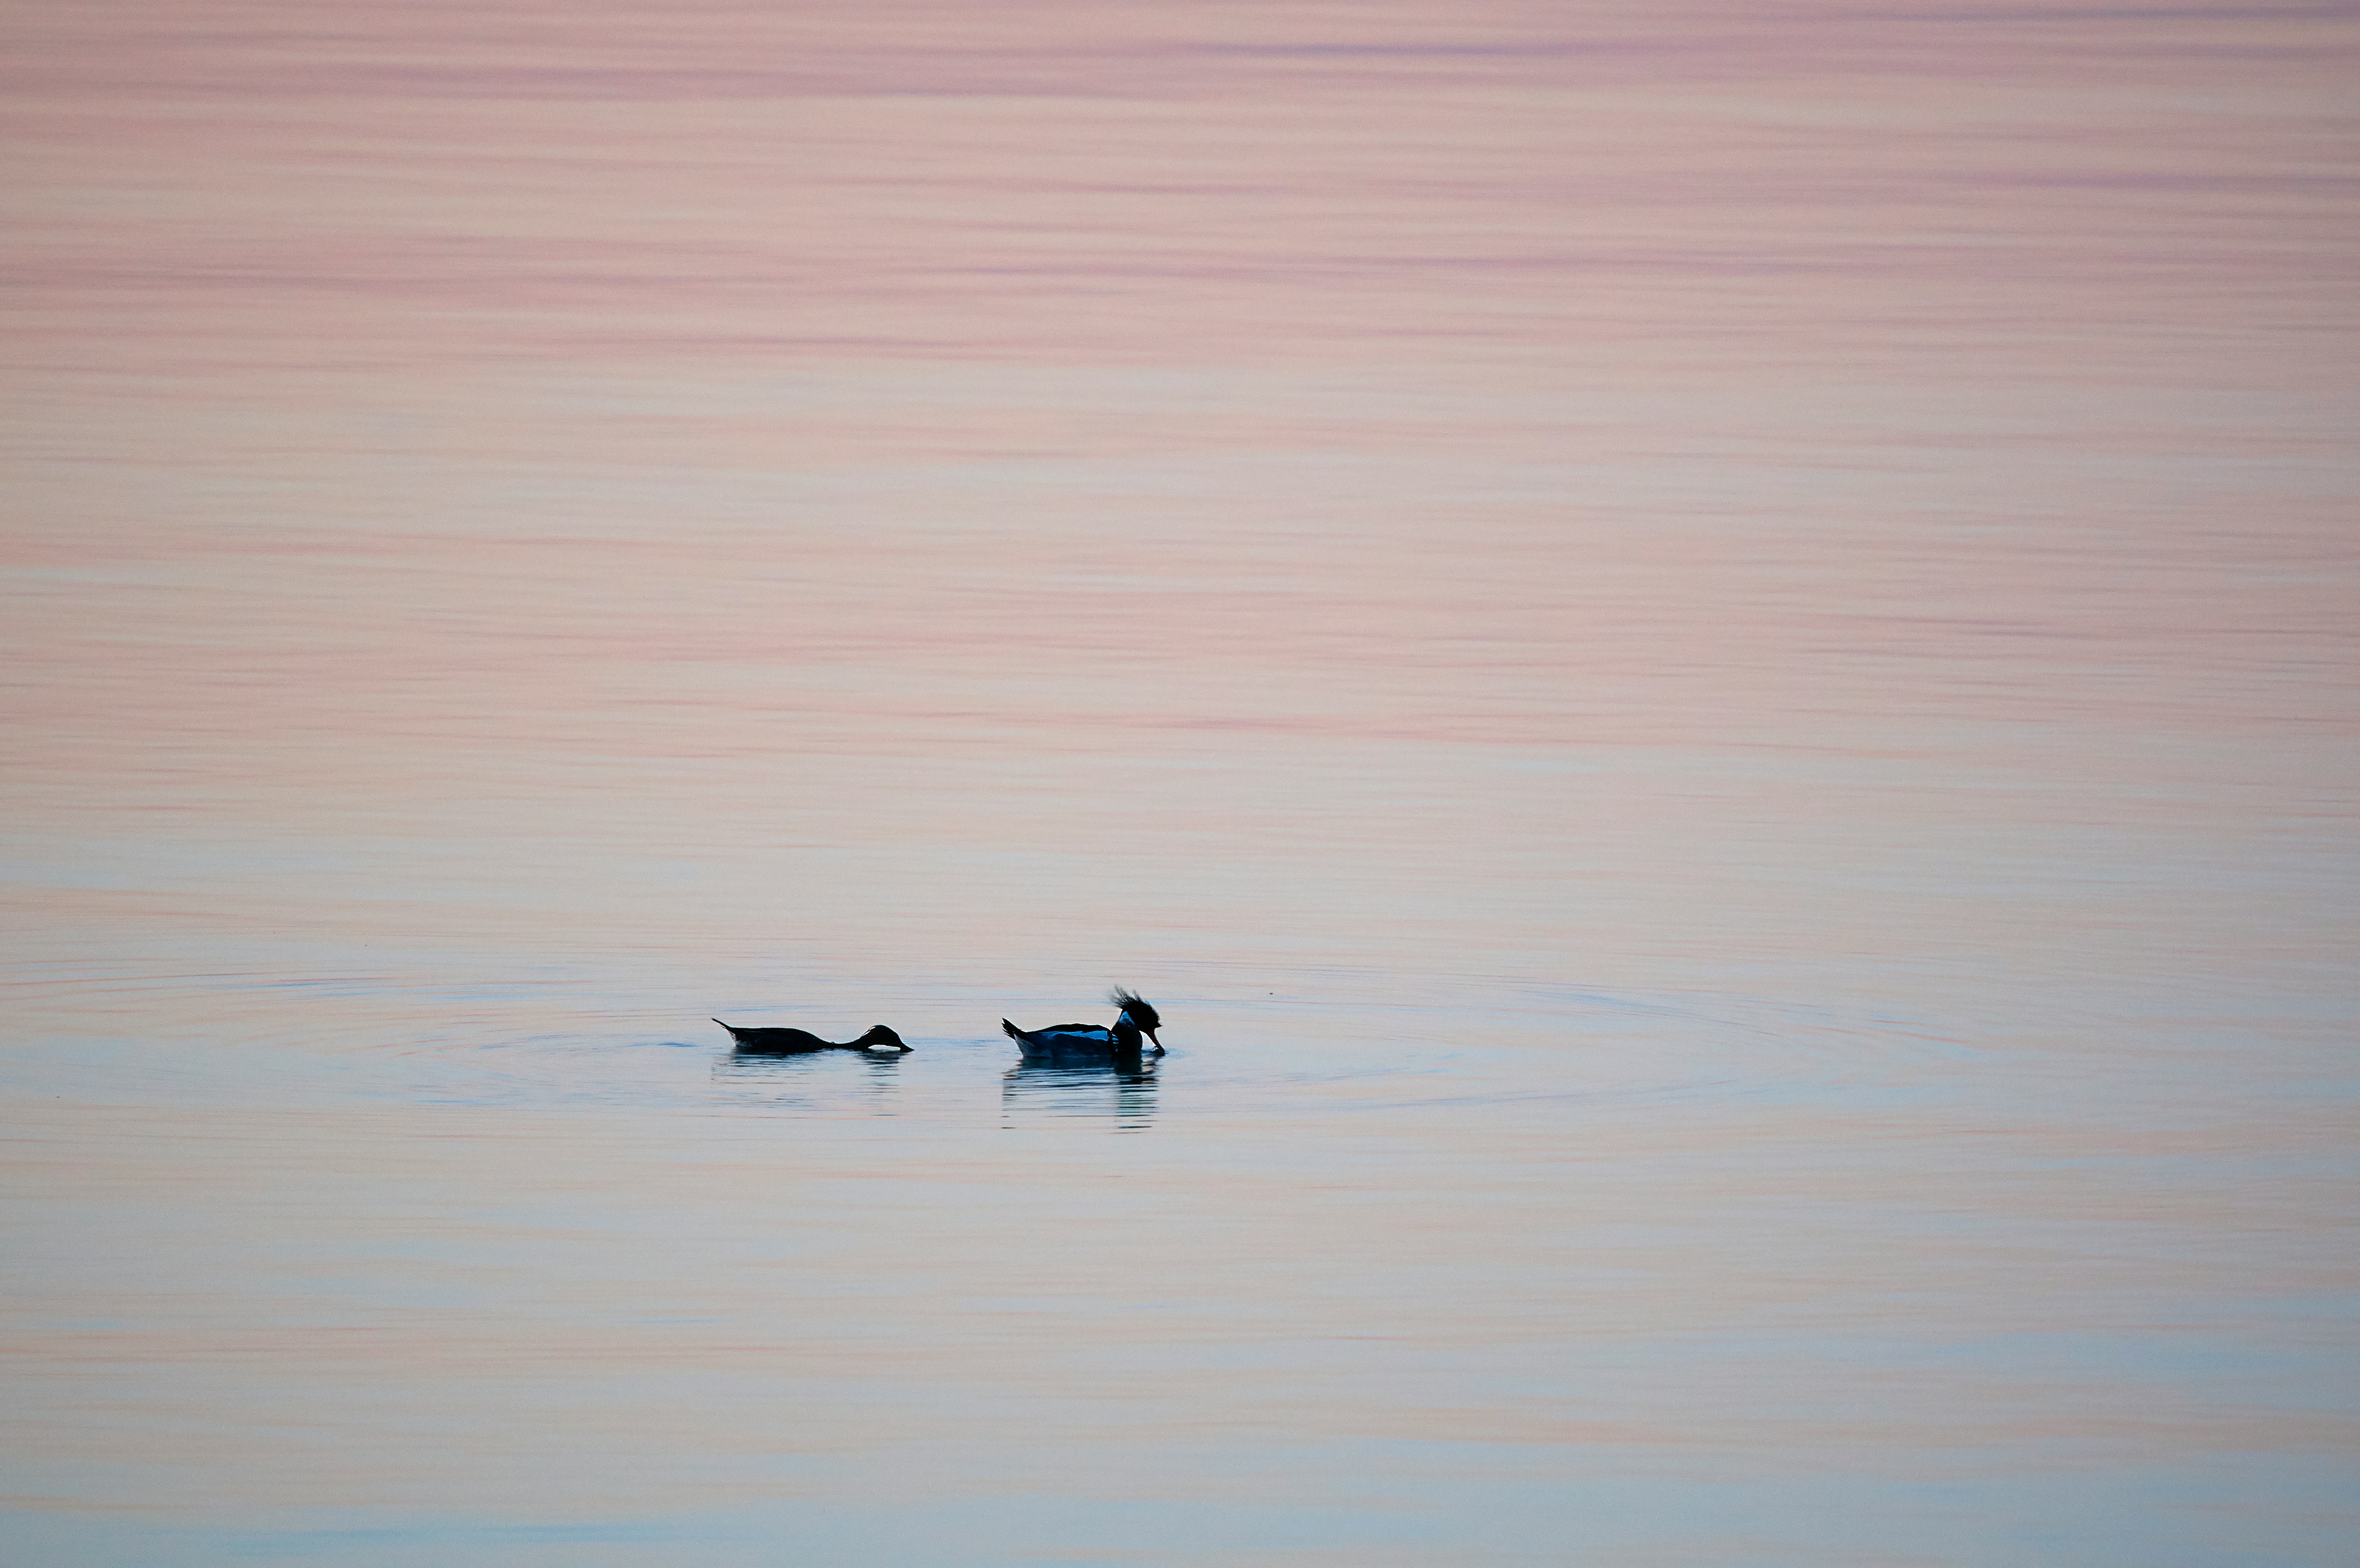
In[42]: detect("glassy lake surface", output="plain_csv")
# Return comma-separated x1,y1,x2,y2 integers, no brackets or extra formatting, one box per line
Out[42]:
4,2,2356,1563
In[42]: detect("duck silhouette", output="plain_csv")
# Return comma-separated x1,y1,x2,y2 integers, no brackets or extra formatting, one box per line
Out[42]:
712,1020,911,1054
1001,988,1164,1063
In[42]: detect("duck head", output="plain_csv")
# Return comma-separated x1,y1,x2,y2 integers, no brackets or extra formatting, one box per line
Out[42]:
1110,988,1163,1054
857,1025,912,1053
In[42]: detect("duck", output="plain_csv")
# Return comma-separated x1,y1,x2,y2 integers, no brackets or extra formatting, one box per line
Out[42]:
712,1019,911,1054
1001,988,1165,1062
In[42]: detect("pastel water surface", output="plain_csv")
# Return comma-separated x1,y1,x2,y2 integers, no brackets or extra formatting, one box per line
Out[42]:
4,1,2355,1564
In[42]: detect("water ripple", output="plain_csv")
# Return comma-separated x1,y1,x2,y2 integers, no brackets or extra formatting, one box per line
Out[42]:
5,958,1975,1127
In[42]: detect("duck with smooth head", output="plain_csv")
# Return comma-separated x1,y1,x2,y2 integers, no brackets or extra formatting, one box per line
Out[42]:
712,1020,911,1054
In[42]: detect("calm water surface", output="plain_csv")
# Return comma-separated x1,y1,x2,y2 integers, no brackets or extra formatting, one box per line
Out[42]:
5,2,2357,1563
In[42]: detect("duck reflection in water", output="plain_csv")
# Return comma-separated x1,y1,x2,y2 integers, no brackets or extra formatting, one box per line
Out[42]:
1002,1060,1159,1131
712,1023,908,1110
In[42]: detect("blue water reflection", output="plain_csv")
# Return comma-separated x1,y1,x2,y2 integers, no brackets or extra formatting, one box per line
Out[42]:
711,1043,909,1115
1001,1061,1161,1132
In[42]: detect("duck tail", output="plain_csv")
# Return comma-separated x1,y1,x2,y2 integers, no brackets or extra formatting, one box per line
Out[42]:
712,1018,738,1035
1001,1018,1021,1040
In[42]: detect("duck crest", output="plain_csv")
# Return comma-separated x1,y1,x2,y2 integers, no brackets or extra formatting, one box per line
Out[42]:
1109,987,1162,1035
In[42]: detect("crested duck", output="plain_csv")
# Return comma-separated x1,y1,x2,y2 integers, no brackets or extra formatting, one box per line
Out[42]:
1001,988,1165,1062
